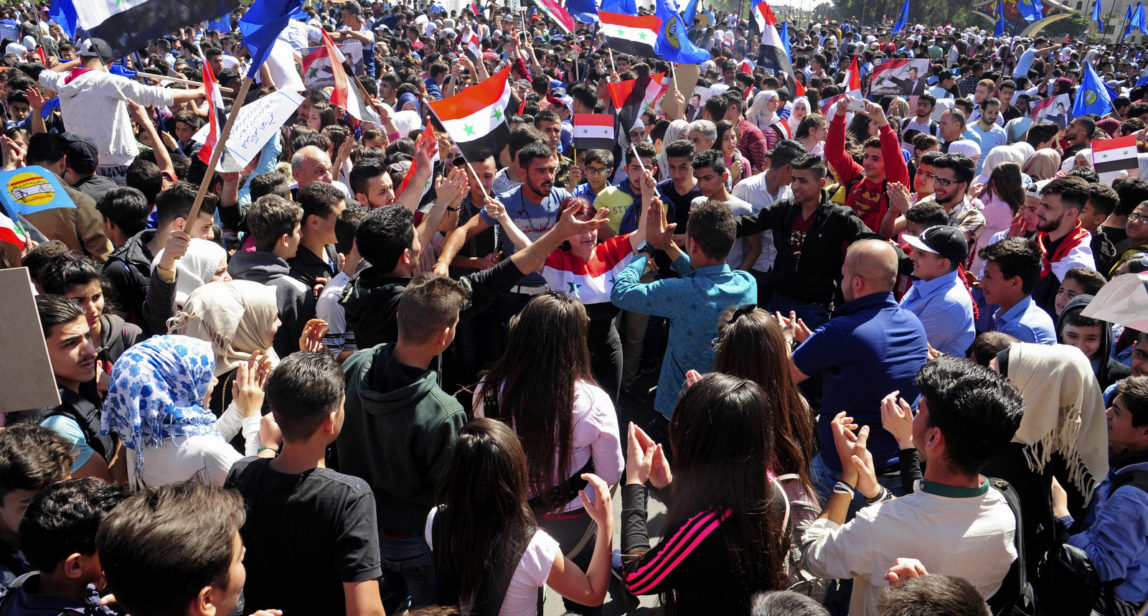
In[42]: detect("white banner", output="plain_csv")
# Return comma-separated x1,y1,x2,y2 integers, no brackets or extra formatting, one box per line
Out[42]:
194,90,304,173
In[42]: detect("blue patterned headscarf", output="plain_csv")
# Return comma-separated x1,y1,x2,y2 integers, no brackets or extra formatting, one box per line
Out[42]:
101,335,220,483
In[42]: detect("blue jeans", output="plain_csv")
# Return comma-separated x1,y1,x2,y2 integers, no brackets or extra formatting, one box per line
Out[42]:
378,534,437,614
767,294,831,331
810,451,905,520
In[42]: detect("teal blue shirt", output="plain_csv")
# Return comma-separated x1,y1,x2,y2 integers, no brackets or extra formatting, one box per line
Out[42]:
610,253,756,417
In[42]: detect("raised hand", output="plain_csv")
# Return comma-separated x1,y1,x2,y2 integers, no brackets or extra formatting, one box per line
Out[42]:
298,319,329,353
885,558,928,587
880,391,915,450
886,181,912,216
579,472,614,528
232,352,271,418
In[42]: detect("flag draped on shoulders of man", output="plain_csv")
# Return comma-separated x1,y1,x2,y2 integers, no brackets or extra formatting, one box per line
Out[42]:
48,0,240,57
428,66,513,164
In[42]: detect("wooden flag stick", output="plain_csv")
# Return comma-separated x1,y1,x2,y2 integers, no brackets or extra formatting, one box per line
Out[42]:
136,72,236,96
185,76,254,227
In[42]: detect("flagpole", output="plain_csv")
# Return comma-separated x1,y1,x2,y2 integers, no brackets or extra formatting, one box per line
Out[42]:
136,73,236,96
1107,0,1119,42
185,77,254,227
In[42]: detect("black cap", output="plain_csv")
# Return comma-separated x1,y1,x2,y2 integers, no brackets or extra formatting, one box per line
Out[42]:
904,225,968,267
62,132,99,169
77,38,112,63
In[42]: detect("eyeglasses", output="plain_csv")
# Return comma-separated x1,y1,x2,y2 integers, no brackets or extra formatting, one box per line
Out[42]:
585,166,609,176
923,172,960,187
1130,213,1148,223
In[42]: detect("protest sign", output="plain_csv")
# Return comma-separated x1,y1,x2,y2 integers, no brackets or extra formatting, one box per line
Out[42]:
194,90,304,172
0,268,62,413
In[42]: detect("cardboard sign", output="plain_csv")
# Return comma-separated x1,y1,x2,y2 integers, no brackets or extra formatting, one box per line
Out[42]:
0,268,61,413
0,166,75,217
194,90,303,173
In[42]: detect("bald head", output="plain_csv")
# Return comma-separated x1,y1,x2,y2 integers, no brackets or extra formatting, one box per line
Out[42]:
292,145,334,185
843,239,898,301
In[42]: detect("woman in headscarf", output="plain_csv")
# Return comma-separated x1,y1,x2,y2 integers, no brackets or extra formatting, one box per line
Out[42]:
747,90,787,150
171,280,281,418
143,238,230,337
657,119,691,178
787,97,811,135
986,342,1110,581
101,335,268,489
1022,148,1061,181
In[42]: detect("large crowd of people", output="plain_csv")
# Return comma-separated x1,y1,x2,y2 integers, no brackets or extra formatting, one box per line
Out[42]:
1,0,1148,614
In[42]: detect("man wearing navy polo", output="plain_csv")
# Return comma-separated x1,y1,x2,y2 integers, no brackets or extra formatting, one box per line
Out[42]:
782,240,929,506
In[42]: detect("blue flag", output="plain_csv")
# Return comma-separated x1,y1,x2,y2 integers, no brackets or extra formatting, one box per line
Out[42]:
239,0,305,79
1091,0,1104,32
1017,0,1042,23
779,22,793,62
655,0,709,63
892,0,909,34
208,14,231,33
567,0,599,23
995,0,1005,36
1137,73,1148,88
1073,62,1113,118
47,0,78,38
0,167,77,216
681,0,699,26
1125,4,1134,34
601,0,637,14
1139,2,1148,33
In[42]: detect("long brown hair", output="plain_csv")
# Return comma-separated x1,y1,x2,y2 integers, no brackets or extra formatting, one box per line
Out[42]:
433,418,536,606
986,161,1026,216
664,373,786,611
476,293,595,512
713,306,816,494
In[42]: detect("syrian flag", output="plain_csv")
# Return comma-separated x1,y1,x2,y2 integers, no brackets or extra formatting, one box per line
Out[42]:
398,125,440,199
531,0,575,33
600,11,662,58
542,235,635,306
1030,96,1055,119
428,66,512,164
574,114,616,150
759,22,796,93
607,72,666,133
197,60,225,166
464,30,483,63
320,30,379,124
753,0,779,32
0,210,25,250
843,56,862,96
48,0,239,59
869,58,914,81
1092,134,1139,174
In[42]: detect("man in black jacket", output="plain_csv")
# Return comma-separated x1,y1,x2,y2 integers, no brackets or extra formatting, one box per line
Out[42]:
733,154,882,329
342,197,608,350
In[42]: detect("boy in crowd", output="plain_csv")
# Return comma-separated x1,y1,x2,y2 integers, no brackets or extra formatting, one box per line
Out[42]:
0,426,74,588
96,481,272,616
94,187,150,249
0,479,125,613
978,237,1056,344
228,194,315,357
1053,267,1107,317
1055,377,1148,614
1057,295,1131,390
227,352,385,616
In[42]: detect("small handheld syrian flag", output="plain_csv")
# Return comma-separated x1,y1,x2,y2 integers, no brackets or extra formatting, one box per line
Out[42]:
428,66,512,164
600,10,662,58
465,30,483,63
1092,135,1138,174
320,30,379,124
397,125,440,199
198,60,225,167
607,72,666,133
531,0,575,33
573,114,616,150
0,209,25,251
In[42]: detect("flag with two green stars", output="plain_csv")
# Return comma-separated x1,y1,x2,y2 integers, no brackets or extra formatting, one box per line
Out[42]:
427,66,512,164
600,10,662,59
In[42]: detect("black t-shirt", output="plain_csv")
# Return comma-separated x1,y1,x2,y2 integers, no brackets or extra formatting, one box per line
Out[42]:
225,457,382,614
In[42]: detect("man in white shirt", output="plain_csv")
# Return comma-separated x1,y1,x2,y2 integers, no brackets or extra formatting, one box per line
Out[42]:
732,139,805,303
801,357,1023,616
691,150,758,270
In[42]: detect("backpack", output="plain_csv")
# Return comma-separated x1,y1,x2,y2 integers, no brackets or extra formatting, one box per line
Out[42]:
1033,469,1148,616
774,474,829,602
986,477,1037,616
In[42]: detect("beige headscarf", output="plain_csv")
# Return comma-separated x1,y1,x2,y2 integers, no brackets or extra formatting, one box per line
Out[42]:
1006,343,1109,505
170,280,280,376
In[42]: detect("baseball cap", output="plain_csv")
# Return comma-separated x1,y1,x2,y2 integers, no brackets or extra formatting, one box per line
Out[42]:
904,225,968,267
77,38,113,63
62,132,100,169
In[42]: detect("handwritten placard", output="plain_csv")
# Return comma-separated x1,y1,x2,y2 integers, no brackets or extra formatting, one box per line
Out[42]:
194,90,304,173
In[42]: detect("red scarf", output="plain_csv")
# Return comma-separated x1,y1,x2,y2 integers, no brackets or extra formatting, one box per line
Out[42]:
64,67,93,85
1038,221,1090,278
